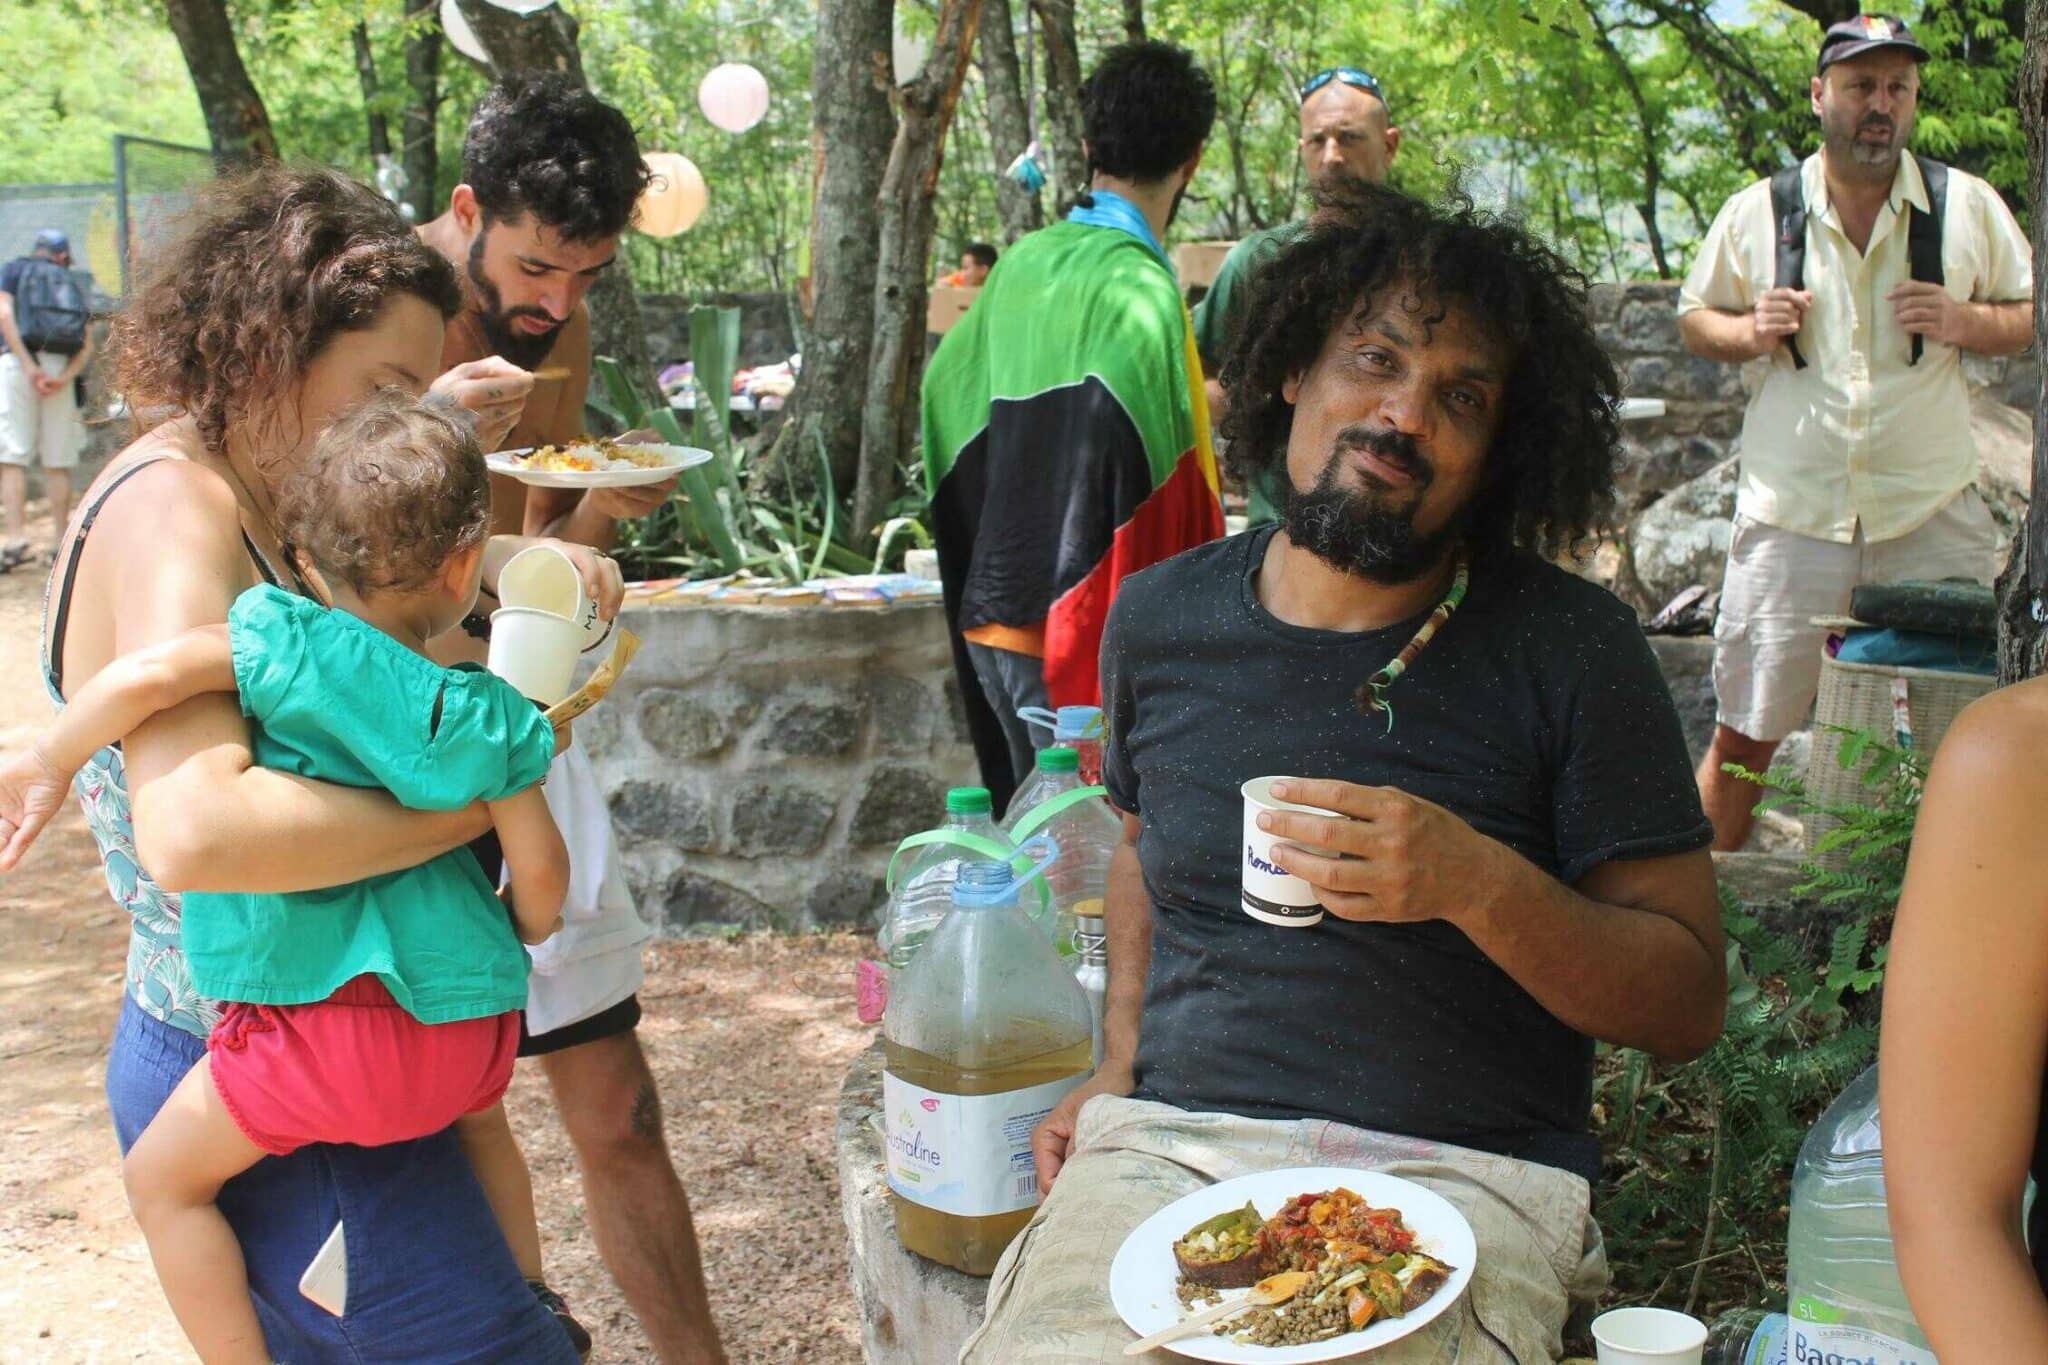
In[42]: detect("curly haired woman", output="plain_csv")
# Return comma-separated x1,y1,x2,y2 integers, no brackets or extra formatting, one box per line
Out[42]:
7,164,617,1363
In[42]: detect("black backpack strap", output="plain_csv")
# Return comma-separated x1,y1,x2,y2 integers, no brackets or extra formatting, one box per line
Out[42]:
1906,154,1948,366
1769,164,1809,370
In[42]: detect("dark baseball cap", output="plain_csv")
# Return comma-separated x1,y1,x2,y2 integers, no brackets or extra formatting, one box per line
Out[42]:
1817,14,1930,73
33,228,70,254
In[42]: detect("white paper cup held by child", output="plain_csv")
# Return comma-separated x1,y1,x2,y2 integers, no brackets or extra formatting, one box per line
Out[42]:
1591,1307,1708,1365
1240,777,1344,928
497,544,612,653
488,607,583,705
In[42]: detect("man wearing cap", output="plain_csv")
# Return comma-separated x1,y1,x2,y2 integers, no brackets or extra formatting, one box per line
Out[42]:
1679,14,2032,850
1193,66,1399,525
0,229,92,569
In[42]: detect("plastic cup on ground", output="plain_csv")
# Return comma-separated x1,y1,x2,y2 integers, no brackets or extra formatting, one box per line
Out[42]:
497,544,611,653
488,607,582,705
1591,1307,1708,1365
1240,777,1343,928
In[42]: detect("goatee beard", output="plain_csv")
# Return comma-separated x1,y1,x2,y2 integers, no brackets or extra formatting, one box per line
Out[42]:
1279,427,1462,585
467,234,564,371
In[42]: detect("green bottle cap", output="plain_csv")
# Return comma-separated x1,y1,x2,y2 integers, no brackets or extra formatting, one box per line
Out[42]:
1038,746,1080,773
945,786,993,815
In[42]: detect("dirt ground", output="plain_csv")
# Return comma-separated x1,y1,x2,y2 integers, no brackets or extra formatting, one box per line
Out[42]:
0,501,872,1363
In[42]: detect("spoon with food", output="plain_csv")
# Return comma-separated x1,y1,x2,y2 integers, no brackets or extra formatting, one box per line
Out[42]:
1123,1271,1314,1356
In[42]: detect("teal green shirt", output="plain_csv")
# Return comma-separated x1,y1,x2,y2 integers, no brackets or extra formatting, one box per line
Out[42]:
182,586,556,1024
1189,223,1306,528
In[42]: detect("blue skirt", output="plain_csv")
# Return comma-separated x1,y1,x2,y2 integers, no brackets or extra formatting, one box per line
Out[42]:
106,996,580,1364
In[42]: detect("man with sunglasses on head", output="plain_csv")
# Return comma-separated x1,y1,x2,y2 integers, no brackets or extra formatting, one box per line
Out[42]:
1194,66,1400,525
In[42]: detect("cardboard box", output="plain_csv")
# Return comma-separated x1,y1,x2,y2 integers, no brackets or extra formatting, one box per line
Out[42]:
1175,240,1237,291
928,284,982,336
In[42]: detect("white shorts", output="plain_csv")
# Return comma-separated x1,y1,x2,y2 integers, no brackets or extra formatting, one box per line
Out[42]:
522,738,654,1037
1713,488,1998,743
0,351,82,471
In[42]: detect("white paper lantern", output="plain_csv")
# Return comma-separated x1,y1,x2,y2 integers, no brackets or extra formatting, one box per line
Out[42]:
480,0,558,13
697,63,771,134
440,0,490,64
892,24,931,85
637,152,707,237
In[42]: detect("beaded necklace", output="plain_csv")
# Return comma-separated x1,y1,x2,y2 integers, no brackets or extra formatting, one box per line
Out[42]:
1356,553,1470,734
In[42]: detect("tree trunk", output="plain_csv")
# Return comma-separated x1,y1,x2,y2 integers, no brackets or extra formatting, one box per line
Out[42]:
1997,0,2048,681
450,0,654,400
401,0,442,223
855,0,984,545
1029,0,1089,212
1120,0,1145,42
768,0,896,499
976,0,1042,241
352,22,394,160
163,0,278,162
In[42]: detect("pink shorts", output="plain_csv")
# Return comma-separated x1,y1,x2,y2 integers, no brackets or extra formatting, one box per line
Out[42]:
207,976,520,1157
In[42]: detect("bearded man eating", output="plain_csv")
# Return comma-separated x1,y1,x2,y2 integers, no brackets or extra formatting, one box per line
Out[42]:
961,183,1724,1365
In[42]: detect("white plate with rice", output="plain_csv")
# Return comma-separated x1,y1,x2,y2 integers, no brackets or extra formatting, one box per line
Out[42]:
487,441,712,489
1108,1167,1476,1361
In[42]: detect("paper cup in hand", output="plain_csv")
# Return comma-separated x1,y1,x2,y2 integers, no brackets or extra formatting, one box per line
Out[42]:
497,544,612,653
1591,1307,1707,1365
488,607,582,705
1241,777,1342,928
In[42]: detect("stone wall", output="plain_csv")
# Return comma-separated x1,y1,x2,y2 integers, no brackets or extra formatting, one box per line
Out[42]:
1588,281,1748,513
576,598,980,934
638,291,799,371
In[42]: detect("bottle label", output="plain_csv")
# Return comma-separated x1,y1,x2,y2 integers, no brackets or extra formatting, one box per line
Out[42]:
882,1070,1086,1217
1785,1314,1934,1365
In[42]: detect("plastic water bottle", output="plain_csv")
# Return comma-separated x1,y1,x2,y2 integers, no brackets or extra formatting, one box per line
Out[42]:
1785,1065,1934,1363
1704,1309,1787,1365
883,849,1094,1275
1018,704,1105,788
1000,745,1121,954
879,787,1013,973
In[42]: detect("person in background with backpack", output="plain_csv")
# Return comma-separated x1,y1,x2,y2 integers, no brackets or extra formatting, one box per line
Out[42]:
1678,14,2033,851
0,228,92,570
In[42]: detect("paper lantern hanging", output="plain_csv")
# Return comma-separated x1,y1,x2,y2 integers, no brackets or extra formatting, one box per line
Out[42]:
698,63,771,134
479,0,559,13
892,22,931,85
637,152,708,237
440,0,490,64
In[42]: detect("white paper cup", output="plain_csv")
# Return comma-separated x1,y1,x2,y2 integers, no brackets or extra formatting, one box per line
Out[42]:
1591,1307,1707,1365
1240,777,1343,928
498,545,611,653
487,607,583,704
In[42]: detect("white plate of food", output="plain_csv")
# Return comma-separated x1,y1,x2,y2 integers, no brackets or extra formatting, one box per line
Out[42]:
1109,1167,1476,1362
487,439,712,489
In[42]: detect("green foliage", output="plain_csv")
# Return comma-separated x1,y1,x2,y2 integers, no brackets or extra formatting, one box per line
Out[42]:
0,0,207,183
1597,729,1922,1314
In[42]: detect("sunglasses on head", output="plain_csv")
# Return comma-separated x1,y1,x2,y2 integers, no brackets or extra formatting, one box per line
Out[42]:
1299,66,1388,110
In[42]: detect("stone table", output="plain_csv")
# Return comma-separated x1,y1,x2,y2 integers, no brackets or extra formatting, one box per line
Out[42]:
837,1040,989,1364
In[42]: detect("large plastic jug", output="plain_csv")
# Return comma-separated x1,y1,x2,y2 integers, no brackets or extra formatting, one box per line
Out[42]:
1001,745,1121,957
878,787,1015,972
882,847,1094,1276
1785,1065,1933,1364
1018,704,1105,788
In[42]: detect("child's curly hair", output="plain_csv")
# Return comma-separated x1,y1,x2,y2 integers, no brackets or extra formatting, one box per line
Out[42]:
275,392,491,597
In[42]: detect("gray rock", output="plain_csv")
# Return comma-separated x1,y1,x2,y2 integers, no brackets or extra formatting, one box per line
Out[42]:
806,868,887,928
658,865,777,931
1972,392,2032,558
939,671,973,745
866,672,936,754
1616,296,1677,352
609,780,716,852
726,782,838,857
758,691,865,758
1617,429,1729,512
838,1041,989,1365
849,763,950,847
1647,636,1717,765
1624,455,1738,615
639,685,752,760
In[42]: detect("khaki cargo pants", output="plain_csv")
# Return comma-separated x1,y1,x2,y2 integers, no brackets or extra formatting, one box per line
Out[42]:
959,1096,1606,1364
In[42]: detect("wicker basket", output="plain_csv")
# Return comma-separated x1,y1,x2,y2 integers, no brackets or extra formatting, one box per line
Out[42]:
1804,652,1993,868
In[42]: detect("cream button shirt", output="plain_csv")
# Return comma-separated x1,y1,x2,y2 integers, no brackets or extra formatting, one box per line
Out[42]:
1679,152,2031,543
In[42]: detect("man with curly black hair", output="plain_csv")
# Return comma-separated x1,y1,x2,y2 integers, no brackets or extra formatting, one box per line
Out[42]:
924,41,1224,810
421,74,728,1365
963,185,1724,1363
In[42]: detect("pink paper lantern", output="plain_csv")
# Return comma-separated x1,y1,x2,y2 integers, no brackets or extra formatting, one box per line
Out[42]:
638,152,707,237
697,63,771,134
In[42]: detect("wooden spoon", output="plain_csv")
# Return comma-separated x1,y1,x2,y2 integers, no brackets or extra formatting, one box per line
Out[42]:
1123,1270,1314,1356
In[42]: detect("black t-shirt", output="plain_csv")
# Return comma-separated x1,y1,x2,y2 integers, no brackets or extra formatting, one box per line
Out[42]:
1101,528,1713,1182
